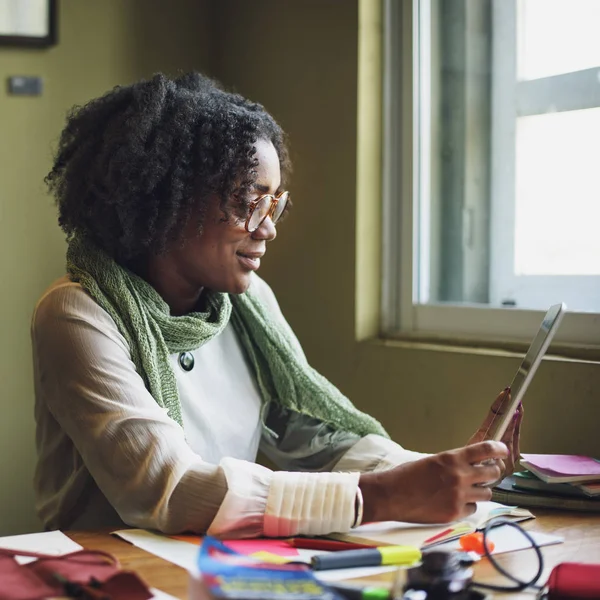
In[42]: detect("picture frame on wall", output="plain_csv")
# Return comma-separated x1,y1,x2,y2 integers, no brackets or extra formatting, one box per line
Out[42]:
0,0,57,48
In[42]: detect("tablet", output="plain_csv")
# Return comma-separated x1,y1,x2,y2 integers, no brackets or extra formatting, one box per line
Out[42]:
485,303,566,442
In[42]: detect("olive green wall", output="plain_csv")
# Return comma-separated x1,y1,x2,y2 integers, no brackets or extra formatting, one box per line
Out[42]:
212,0,600,455
0,0,213,535
1,0,598,536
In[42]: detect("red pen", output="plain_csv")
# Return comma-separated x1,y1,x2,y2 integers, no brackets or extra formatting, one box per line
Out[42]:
422,527,455,546
288,538,374,551
423,524,473,547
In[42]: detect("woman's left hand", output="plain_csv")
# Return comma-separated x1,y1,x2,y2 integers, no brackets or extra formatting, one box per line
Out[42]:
467,388,523,478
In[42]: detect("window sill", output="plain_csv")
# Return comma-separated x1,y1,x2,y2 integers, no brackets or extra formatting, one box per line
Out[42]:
366,333,600,365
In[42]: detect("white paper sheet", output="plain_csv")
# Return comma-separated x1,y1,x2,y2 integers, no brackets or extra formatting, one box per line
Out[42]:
435,524,564,555
0,530,82,564
115,529,200,571
114,529,400,582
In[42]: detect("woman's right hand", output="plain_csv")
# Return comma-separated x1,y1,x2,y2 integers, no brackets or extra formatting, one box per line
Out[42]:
358,441,508,524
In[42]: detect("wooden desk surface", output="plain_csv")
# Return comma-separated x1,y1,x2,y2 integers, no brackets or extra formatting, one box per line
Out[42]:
68,510,600,600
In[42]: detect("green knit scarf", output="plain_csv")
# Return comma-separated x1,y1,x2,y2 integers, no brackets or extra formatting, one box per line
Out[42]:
66,235,388,439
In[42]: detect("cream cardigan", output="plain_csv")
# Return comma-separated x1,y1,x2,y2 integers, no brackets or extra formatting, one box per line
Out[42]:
32,274,427,536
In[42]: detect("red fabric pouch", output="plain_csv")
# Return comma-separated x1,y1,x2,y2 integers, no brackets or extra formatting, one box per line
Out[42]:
546,562,600,600
0,547,152,600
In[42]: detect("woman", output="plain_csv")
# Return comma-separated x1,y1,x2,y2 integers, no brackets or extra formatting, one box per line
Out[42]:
32,72,520,537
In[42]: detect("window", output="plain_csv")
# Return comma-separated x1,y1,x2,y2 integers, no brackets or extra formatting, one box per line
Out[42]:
382,0,600,349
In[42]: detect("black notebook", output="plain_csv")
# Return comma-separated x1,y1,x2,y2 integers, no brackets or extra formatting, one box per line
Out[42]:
493,476,600,512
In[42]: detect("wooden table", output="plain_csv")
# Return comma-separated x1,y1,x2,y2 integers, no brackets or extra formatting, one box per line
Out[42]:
68,510,600,599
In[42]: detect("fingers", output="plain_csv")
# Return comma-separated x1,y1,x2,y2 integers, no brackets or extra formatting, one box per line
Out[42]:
463,440,508,464
513,405,523,456
466,484,493,504
470,389,512,445
501,402,523,441
460,502,479,519
498,402,523,474
496,458,507,478
490,387,511,415
505,404,523,475
470,461,503,485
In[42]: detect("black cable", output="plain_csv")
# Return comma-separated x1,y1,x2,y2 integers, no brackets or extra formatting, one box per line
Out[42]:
470,517,545,593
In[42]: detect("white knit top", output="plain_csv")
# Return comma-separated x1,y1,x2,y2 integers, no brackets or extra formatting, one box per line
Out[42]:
32,274,427,537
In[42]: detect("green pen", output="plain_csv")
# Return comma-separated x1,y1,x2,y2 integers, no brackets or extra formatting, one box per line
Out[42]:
329,582,391,600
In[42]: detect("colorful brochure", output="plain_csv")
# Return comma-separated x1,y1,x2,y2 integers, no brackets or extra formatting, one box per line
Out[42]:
197,536,343,600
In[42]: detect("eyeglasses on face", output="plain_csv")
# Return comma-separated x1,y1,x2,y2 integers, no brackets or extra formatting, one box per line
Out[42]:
245,191,290,233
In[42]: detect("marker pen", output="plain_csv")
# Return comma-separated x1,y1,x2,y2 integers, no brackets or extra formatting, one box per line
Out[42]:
311,545,421,571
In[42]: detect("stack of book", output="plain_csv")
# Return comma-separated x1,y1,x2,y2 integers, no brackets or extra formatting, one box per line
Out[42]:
493,453,600,512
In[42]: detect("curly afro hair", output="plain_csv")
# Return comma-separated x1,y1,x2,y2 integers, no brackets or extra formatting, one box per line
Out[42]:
45,72,291,261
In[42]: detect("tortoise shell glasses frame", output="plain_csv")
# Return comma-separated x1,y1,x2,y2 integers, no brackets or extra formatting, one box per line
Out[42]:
244,190,290,233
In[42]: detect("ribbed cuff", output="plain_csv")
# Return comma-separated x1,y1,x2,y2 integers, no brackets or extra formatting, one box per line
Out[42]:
264,471,359,537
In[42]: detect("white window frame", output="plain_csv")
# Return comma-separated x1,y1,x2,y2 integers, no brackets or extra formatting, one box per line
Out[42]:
490,0,600,311
381,0,600,350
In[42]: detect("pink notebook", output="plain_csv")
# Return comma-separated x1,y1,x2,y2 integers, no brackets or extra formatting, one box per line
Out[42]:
520,454,600,484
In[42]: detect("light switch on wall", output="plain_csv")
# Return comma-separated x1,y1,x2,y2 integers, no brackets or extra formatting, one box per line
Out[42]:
7,76,43,96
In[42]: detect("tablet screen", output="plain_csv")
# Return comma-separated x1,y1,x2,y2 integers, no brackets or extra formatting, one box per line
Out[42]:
485,303,566,442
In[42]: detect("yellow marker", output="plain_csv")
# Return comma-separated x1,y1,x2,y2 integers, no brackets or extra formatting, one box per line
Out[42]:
250,551,295,564
311,545,421,571
378,545,422,565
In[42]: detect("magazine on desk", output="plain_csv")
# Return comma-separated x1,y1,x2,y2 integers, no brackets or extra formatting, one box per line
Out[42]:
328,500,533,549
194,536,345,600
